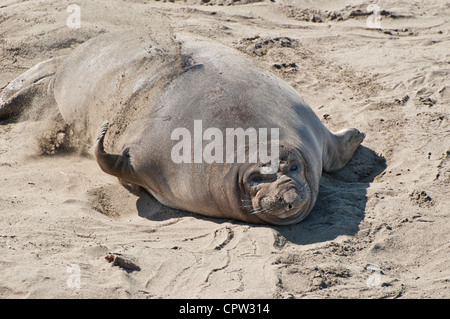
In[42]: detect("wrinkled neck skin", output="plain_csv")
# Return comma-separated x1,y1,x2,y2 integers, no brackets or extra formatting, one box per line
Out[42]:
202,162,262,224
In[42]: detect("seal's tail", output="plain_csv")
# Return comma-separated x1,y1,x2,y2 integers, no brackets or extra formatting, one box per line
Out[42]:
94,121,142,187
0,56,65,120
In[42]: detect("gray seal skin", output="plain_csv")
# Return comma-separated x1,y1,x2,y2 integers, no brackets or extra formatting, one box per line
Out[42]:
0,31,365,226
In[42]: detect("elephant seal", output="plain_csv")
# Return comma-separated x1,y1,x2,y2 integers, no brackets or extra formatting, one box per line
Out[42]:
0,31,365,225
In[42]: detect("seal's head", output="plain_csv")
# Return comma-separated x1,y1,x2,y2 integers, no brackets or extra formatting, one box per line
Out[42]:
240,146,315,225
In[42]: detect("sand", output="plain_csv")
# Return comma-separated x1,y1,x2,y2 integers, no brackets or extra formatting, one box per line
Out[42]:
0,0,449,298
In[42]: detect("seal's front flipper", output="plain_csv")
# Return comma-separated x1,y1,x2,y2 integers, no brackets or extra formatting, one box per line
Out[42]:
323,128,365,173
0,56,65,120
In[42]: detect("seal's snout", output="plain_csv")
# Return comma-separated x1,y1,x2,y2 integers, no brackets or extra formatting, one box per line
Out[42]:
253,182,308,220
282,188,300,211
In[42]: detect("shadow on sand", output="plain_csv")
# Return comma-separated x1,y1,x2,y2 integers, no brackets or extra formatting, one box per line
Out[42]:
275,145,386,245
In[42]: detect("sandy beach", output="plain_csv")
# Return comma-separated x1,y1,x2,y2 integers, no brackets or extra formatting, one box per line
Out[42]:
0,0,449,298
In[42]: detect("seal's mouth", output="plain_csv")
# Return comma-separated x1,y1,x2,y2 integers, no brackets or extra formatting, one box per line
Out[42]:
254,185,309,217
241,178,312,225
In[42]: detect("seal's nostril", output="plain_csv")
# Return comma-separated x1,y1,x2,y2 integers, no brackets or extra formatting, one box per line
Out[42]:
288,204,293,210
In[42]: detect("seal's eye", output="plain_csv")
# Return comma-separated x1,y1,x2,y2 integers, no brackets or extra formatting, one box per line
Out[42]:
290,165,298,171
251,176,263,184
